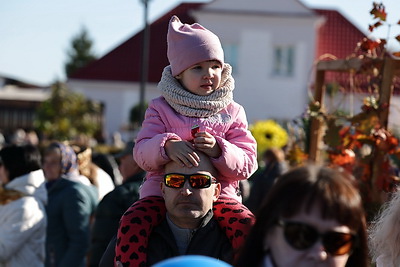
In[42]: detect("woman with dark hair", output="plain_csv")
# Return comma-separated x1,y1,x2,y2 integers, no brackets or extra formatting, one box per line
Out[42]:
0,144,47,266
235,164,369,267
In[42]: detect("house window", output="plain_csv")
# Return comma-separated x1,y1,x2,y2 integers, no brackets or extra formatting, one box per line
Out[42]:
272,45,295,77
222,44,238,73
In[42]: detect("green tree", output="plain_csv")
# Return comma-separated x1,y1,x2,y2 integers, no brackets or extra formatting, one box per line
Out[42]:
34,82,102,141
129,102,148,130
65,26,97,77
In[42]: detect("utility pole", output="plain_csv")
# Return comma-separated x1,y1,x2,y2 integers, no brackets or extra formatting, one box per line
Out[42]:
139,0,150,124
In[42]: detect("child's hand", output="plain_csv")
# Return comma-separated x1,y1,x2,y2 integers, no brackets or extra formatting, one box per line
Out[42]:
193,131,222,158
165,139,200,167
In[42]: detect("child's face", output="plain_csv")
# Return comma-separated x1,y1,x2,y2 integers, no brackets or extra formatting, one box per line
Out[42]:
176,60,222,96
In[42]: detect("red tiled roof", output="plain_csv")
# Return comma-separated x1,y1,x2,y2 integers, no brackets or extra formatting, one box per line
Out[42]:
314,9,400,94
71,5,396,93
314,9,366,60
69,3,204,82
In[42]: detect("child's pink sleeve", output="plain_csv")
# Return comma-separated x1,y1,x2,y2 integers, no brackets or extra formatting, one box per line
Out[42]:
211,105,258,181
138,174,164,199
133,102,181,172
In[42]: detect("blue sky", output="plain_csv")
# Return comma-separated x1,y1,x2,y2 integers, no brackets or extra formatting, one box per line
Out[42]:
1,0,399,86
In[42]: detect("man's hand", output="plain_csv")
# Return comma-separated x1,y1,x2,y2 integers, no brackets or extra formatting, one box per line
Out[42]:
193,131,222,158
165,139,200,167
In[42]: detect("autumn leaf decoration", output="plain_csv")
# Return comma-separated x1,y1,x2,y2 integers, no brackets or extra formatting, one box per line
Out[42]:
361,2,400,57
369,2,387,23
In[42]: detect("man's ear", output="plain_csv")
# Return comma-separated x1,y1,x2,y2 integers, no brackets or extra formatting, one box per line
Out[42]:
213,183,221,201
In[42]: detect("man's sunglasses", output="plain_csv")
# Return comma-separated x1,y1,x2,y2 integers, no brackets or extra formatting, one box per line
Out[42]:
164,173,216,189
277,220,356,256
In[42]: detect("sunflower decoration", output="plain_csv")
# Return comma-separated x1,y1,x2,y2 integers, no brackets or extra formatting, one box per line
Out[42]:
250,120,288,155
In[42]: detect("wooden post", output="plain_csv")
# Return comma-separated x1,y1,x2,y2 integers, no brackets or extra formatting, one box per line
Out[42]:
308,69,325,163
308,56,400,213
309,58,363,162
379,57,396,128
370,56,397,204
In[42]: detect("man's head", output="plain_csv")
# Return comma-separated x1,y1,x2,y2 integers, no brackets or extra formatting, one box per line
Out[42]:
161,151,221,229
0,144,41,184
115,141,143,182
43,142,78,182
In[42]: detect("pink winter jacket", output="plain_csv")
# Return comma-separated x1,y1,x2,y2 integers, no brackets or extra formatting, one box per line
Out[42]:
134,96,258,202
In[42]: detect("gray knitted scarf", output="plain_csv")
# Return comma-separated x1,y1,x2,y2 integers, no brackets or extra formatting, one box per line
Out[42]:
158,63,234,118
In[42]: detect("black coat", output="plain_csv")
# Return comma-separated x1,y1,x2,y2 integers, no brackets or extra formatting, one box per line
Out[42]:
147,211,233,266
245,162,287,213
46,177,97,267
89,172,145,267
99,210,233,267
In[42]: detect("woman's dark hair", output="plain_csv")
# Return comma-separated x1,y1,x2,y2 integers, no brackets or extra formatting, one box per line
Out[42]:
236,164,369,267
0,144,42,181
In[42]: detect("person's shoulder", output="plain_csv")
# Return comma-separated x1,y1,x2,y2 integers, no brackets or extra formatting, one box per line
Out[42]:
119,179,142,192
150,96,166,105
16,195,46,216
53,177,76,190
100,180,141,203
0,196,45,225
18,194,41,205
228,100,243,108
115,181,141,203
2,194,37,208
147,96,180,119
61,180,87,197
100,184,128,200
62,178,95,197
146,96,172,113
224,101,245,115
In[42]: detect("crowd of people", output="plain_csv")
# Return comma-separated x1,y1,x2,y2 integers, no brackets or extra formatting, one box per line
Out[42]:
1,139,397,267
0,137,143,267
1,15,399,267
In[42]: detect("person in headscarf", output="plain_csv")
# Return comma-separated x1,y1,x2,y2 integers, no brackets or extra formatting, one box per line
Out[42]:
43,142,97,267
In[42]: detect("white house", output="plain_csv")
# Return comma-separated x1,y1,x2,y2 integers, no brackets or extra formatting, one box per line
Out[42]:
191,0,322,123
69,0,400,142
67,0,325,142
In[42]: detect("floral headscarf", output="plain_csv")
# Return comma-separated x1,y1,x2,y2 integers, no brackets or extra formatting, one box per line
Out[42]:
48,142,79,177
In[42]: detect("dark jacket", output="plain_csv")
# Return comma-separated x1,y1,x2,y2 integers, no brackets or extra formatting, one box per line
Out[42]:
99,210,233,267
89,172,145,267
45,177,97,267
245,162,287,213
147,210,233,266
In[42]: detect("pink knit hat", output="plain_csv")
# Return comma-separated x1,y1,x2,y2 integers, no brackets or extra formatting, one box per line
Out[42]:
167,15,224,76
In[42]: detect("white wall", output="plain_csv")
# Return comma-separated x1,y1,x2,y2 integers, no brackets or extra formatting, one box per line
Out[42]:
69,0,322,138
65,1,400,144
201,0,314,14
68,79,159,142
193,3,320,124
